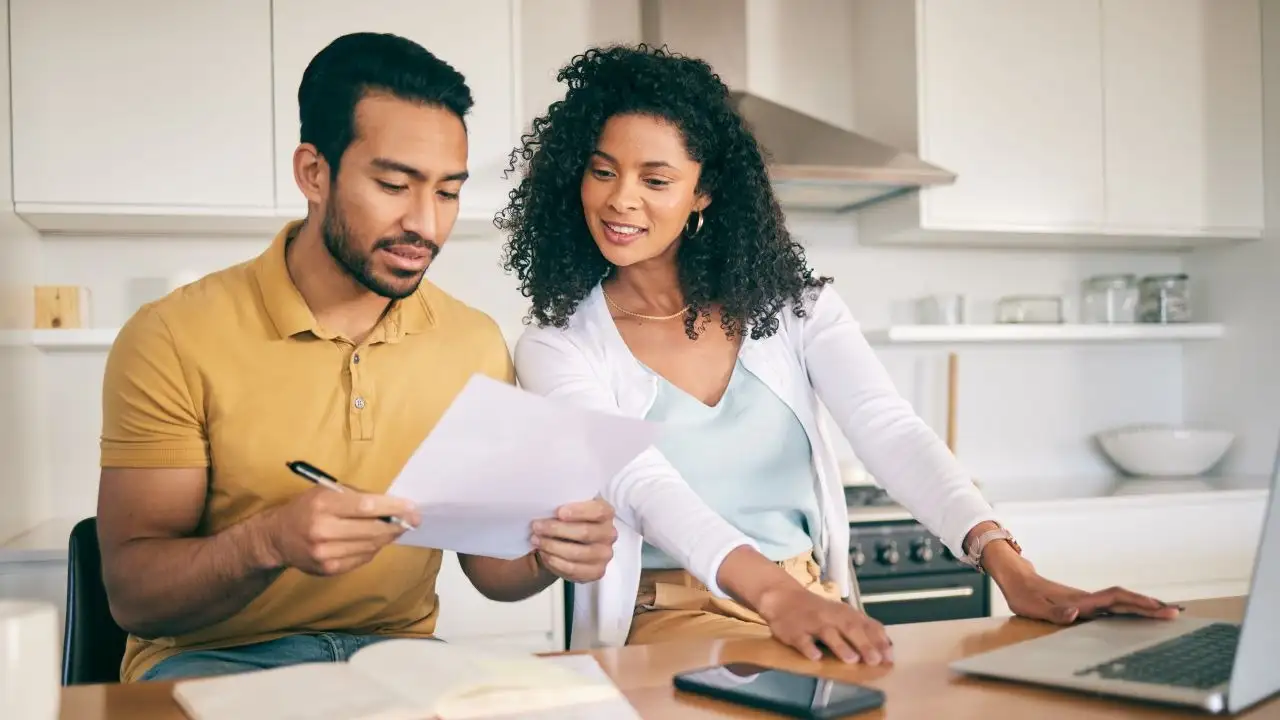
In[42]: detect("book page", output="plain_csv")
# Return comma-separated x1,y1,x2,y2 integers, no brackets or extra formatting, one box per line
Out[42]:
349,640,630,719
172,641,640,720
171,662,421,720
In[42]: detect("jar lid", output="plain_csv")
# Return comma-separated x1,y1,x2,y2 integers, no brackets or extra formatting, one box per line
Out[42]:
1085,273,1137,286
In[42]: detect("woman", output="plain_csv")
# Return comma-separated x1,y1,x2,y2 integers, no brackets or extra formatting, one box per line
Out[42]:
497,44,1179,665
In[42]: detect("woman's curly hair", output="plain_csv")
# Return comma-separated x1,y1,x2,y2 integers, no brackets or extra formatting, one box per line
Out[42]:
495,43,831,340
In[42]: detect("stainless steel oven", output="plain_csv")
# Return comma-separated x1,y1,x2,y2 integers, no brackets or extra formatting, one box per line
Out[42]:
847,487,989,625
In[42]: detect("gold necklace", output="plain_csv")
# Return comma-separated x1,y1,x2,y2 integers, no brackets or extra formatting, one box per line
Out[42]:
602,287,690,321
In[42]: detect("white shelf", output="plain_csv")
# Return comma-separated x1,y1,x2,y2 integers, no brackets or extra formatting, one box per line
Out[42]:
0,328,119,351
862,323,1225,345
16,203,499,239
0,323,1229,350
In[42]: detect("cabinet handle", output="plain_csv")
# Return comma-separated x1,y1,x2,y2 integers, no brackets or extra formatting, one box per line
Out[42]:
859,586,975,604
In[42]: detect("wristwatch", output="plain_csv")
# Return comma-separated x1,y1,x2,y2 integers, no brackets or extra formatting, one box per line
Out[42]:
961,523,1023,574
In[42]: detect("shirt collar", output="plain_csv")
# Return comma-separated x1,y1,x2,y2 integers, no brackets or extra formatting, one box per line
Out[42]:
255,219,435,343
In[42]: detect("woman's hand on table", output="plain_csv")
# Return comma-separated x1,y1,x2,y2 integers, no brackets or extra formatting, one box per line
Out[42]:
981,540,1183,624
757,585,894,665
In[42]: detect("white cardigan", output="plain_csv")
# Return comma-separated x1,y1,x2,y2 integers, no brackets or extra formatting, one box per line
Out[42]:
513,283,998,649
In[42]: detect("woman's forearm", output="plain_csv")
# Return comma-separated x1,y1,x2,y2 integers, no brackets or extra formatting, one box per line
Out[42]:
715,545,811,617
964,521,1036,585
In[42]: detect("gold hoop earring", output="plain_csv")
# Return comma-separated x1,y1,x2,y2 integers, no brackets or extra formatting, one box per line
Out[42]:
687,210,704,237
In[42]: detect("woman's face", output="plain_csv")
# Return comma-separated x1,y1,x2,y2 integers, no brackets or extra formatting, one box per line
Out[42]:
580,113,710,268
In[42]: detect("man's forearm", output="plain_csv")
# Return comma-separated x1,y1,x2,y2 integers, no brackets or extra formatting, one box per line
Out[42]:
457,552,558,602
105,516,284,638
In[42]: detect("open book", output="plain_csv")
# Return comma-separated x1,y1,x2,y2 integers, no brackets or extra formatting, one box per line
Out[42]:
171,639,639,720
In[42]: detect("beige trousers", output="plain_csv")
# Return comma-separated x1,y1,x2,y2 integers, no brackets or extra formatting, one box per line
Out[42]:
626,552,843,645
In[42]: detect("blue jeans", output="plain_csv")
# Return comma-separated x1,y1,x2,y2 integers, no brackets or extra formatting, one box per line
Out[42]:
139,632,438,682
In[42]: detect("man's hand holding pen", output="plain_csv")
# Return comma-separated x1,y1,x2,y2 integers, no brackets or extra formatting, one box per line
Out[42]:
255,486,420,576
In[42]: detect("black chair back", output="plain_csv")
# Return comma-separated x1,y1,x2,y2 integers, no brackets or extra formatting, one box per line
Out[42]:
62,517,128,685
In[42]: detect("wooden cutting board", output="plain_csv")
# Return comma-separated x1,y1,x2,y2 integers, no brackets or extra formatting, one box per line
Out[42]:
33,285,84,329
947,352,982,491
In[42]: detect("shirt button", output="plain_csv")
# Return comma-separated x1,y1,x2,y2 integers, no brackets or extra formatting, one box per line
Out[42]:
353,396,366,410
352,352,361,364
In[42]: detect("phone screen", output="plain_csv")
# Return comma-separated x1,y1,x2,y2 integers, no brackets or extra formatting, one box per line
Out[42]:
674,662,884,717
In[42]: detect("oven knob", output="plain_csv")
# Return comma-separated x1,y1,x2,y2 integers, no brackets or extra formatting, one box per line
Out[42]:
876,541,900,566
850,544,866,568
911,539,935,563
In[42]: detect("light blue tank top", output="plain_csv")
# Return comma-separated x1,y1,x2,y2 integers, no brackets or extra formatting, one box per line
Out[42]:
640,359,821,569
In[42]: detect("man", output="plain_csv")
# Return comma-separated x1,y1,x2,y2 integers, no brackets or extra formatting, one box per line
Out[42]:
96,32,617,683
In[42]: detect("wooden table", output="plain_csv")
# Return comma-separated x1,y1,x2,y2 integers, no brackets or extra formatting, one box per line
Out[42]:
58,596,1277,719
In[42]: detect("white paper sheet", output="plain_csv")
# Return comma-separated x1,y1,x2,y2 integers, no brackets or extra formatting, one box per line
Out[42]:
388,374,658,559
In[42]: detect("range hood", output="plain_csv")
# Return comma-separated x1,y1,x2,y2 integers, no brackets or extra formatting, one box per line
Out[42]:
639,0,956,212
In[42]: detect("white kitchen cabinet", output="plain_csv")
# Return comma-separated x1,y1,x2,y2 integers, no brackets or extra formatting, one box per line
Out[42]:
271,0,519,225
8,0,277,232
914,0,1106,233
851,0,1266,250
0,558,69,656
1101,0,1264,237
986,491,1267,617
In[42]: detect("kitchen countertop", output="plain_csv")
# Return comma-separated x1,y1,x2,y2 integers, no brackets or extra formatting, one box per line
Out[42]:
0,516,78,563
848,474,1273,525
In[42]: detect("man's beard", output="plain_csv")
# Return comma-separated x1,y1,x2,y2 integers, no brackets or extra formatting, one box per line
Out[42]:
321,199,440,300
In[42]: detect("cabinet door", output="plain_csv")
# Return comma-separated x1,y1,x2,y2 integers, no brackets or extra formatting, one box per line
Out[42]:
1102,0,1264,237
271,1,517,221
916,0,1105,231
9,0,274,210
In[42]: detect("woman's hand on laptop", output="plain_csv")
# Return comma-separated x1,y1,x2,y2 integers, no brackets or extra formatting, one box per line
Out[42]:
530,498,618,583
986,544,1183,624
1004,576,1183,625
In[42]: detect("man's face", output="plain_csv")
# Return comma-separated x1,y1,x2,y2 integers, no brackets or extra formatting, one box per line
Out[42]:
320,92,469,299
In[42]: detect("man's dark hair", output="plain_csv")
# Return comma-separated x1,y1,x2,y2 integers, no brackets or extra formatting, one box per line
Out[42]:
298,32,474,174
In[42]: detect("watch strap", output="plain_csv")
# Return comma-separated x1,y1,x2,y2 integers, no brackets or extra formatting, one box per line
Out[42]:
962,525,1022,573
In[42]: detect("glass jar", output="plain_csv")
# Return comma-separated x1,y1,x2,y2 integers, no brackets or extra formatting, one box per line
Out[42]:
1081,274,1138,324
1138,274,1191,323
995,295,1063,324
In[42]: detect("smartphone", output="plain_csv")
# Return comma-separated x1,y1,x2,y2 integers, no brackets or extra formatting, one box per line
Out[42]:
673,662,885,718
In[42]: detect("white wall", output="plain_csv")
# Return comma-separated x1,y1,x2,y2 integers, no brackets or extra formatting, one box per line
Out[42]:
521,0,642,124
1183,0,1280,476
0,0,47,542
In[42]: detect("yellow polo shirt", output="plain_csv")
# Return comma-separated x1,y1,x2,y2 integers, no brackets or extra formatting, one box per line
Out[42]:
100,220,514,682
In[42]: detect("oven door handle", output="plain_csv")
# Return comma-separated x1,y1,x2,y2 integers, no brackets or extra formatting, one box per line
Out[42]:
859,586,976,605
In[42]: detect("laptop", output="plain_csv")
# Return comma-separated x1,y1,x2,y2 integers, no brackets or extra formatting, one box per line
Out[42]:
950,446,1280,715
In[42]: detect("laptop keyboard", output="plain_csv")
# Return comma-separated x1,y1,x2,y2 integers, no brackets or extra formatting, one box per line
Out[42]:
1073,622,1240,690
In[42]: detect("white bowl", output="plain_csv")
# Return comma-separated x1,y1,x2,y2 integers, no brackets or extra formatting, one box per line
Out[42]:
1095,424,1235,477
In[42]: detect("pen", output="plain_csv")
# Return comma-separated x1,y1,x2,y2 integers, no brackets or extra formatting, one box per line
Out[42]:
286,460,415,531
